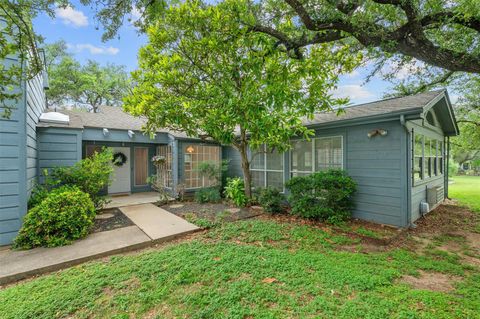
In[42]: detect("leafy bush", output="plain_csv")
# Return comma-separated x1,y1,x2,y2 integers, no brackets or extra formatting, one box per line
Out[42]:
257,187,285,214
224,177,247,207
195,187,222,203
285,170,356,224
27,182,49,209
197,160,230,190
14,186,96,249
31,149,114,210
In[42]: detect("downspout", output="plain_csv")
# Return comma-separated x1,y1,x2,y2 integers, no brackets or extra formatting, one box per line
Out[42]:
446,136,450,199
400,115,413,228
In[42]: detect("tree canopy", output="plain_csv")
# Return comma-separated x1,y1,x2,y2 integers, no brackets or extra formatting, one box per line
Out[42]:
124,0,360,197
42,41,130,112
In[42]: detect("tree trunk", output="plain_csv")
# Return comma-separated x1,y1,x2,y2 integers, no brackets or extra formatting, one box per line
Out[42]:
238,144,252,199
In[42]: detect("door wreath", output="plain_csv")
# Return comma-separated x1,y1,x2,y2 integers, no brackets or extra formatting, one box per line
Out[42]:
112,152,128,167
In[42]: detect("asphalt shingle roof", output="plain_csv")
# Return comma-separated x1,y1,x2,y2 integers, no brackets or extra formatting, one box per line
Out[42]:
38,90,446,135
303,90,444,126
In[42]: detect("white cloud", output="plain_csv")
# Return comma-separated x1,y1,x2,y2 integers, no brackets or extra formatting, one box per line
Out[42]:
55,6,88,27
331,84,374,101
130,7,143,21
382,60,425,80
67,43,120,55
345,69,360,78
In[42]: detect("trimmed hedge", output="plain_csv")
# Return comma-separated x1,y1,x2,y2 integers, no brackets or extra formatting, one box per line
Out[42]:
285,170,356,224
14,186,96,249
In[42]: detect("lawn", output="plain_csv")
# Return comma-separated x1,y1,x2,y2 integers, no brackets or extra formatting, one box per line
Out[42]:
450,175,480,212
1,217,479,319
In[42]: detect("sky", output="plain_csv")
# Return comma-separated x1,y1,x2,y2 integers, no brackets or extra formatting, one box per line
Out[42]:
34,2,403,105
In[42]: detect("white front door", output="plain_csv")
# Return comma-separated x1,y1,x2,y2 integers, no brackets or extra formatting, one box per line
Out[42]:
108,147,131,194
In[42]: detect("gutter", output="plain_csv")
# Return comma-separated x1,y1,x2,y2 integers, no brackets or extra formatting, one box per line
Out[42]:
306,108,424,131
446,136,450,199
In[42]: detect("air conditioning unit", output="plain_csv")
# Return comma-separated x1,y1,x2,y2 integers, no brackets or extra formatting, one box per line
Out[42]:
427,185,444,207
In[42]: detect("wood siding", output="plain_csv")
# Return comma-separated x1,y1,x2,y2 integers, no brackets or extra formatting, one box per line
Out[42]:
0,52,46,245
223,121,409,227
407,120,446,223
37,128,83,183
26,72,45,195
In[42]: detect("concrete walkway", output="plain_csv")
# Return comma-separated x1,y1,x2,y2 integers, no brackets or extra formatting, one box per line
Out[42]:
0,204,199,285
120,204,199,240
105,192,162,209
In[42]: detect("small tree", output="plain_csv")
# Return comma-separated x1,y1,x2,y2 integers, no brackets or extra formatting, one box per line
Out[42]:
124,0,359,198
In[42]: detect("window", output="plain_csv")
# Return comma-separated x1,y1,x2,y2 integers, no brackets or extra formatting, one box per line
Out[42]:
315,137,343,170
250,145,284,190
183,144,221,189
157,145,173,188
291,136,343,177
425,137,434,178
438,141,444,175
291,140,313,177
412,133,444,183
413,135,423,181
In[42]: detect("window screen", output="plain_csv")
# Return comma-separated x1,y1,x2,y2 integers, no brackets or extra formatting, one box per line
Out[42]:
183,145,221,189
250,145,284,191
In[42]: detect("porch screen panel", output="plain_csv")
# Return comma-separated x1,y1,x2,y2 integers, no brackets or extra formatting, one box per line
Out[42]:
183,144,221,189
250,145,284,190
315,136,343,170
134,147,149,186
291,140,313,177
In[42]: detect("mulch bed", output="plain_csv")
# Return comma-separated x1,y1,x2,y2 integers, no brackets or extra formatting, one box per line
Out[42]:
93,208,134,233
161,201,263,222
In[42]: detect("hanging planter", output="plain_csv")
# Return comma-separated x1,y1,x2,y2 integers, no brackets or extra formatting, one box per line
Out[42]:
112,152,128,167
151,155,166,166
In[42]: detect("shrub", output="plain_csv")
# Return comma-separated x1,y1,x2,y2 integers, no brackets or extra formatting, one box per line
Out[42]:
224,177,247,207
257,187,285,214
46,149,113,209
27,182,49,209
14,186,96,249
285,169,356,224
195,187,222,203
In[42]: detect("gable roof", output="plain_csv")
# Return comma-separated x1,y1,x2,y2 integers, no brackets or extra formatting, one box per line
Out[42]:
38,90,458,138
304,90,444,125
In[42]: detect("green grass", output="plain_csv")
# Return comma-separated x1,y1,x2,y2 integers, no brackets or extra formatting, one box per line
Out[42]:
1,220,479,319
450,175,480,213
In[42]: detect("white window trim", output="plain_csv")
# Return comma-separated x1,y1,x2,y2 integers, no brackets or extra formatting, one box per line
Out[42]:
250,145,285,191
412,132,444,186
290,135,344,176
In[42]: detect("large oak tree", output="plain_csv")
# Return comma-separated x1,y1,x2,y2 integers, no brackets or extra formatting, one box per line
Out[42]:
124,0,359,197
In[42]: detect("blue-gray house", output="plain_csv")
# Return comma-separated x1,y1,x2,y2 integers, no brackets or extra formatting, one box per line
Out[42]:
0,75,458,245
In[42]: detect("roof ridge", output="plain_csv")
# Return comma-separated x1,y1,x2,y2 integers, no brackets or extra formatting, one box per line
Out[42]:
341,89,444,109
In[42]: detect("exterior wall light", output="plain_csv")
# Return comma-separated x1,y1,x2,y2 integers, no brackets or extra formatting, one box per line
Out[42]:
186,146,195,153
367,129,388,138
103,128,109,136
128,130,135,138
